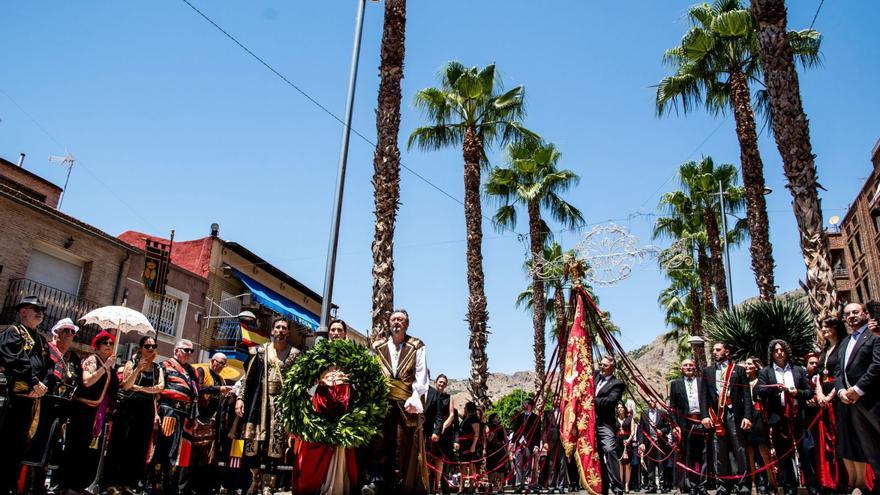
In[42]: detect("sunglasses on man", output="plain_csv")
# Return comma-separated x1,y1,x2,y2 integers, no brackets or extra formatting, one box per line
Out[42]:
178,348,194,354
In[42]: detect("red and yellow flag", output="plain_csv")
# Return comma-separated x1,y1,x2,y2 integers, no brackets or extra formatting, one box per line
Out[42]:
560,286,602,495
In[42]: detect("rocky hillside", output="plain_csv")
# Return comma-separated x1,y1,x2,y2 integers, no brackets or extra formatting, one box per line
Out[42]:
446,333,679,405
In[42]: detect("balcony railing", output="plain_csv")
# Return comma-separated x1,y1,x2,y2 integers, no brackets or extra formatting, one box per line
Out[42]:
833,268,850,279
1,278,100,340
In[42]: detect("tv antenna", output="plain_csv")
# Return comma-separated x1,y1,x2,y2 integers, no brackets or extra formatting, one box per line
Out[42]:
829,215,841,232
48,149,76,208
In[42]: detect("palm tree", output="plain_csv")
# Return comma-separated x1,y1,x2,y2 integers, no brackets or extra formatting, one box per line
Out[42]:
486,140,584,390
371,0,407,341
659,255,707,368
706,298,815,365
750,0,836,326
679,157,748,309
657,0,821,301
409,62,537,407
655,191,716,320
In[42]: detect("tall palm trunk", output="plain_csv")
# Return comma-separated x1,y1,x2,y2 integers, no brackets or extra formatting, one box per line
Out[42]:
704,211,729,310
728,70,777,301
462,126,490,408
697,246,715,319
688,284,707,369
750,0,837,326
370,0,406,342
527,200,546,392
554,286,568,358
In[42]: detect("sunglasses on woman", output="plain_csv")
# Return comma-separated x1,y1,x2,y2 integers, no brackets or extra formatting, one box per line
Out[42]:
142,344,158,350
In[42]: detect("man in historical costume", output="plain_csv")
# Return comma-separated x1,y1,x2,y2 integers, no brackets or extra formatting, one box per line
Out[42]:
191,352,233,495
835,302,880,493
22,318,82,494
669,358,709,495
235,316,300,495
701,342,752,495
594,355,625,495
509,398,541,493
637,396,671,494
0,295,50,495
756,339,815,495
362,309,429,495
153,338,201,495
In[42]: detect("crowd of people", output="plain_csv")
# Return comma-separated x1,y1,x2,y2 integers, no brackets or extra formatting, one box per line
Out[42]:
2,294,880,495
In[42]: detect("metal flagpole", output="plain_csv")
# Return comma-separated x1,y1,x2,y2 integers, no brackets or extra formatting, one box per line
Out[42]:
718,180,733,309
318,0,367,337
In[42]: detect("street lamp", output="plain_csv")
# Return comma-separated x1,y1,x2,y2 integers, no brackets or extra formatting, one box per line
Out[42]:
318,0,368,338
717,182,772,309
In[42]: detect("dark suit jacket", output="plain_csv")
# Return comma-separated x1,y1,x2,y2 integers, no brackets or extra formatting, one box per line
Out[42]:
510,410,542,449
594,371,625,426
835,328,880,414
424,387,440,435
668,377,709,429
701,362,753,423
755,364,813,425
541,408,561,447
638,408,670,450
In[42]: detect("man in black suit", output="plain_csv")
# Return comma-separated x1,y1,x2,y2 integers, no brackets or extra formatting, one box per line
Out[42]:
539,401,567,493
835,302,880,492
701,342,752,495
668,358,709,495
510,398,541,493
756,339,815,495
594,355,625,495
638,396,670,493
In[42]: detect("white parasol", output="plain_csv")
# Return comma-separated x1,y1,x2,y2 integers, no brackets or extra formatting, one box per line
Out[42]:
78,305,155,335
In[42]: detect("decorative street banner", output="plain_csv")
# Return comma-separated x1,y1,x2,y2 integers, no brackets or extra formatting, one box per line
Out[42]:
561,285,602,494
143,238,171,295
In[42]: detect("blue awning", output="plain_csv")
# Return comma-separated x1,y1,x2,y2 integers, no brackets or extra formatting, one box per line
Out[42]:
231,268,320,331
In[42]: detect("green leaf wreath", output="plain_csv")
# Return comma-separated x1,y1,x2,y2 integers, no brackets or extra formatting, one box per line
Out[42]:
279,338,388,447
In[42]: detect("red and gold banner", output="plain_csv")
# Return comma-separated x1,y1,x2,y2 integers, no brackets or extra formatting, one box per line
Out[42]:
560,286,601,495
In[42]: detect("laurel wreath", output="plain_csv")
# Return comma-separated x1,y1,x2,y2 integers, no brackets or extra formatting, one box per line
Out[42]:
279,338,387,447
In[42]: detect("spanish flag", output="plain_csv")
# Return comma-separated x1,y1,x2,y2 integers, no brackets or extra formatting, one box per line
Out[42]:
240,321,268,347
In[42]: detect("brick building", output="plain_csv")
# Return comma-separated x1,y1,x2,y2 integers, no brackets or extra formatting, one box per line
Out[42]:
827,138,880,306
118,227,366,371
0,155,135,351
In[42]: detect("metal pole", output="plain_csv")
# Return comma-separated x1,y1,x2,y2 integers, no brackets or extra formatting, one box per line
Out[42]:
718,180,733,309
318,0,367,337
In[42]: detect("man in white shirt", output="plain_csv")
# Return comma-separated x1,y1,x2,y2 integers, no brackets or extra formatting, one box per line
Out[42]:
364,309,429,495
668,358,708,495
834,302,880,492
756,339,814,495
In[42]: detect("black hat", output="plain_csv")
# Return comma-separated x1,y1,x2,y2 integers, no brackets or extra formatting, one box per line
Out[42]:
15,295,46,311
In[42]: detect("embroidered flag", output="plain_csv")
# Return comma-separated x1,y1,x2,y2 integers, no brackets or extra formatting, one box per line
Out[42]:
560,286,602,494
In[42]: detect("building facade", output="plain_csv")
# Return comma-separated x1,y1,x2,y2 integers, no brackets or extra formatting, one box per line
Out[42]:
828,138,880,306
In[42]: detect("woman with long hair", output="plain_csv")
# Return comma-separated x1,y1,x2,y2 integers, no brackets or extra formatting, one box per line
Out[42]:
814,317,848,493
745,357,773,495
103,335,165,493
625,401,640,492
484,413,509,494
615,403,632,493
456,401,481,494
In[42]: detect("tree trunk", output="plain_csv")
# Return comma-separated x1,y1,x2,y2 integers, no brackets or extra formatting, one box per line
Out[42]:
751,0,837,327
554,285,568,360
688,284,707,370
462,127,490,409
697,246,716,319
728,70,777,301
527,200,546,393
370,0,406,343
704,210,729,310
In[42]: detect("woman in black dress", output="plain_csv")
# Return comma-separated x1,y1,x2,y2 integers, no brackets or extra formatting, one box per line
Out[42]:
614,403,633,492
104,335,165,492
815,316,848,492
745,357,773,494
456,401,481,493
484,413,509,494
428,375,455,494
58,330,119,493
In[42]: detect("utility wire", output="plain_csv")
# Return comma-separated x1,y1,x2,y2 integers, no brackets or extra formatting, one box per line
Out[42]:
179,0,502,227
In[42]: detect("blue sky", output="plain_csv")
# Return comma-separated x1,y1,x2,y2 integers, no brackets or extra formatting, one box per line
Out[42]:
2,1,878,379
